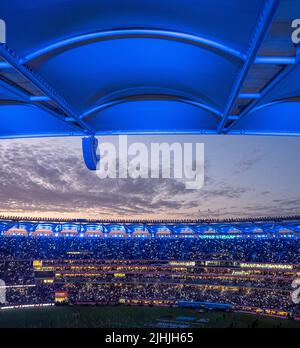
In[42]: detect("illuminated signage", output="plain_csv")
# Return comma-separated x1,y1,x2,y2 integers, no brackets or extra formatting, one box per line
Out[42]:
240,263,293,270
169,261,195,267
43,279,54,284
33,260,43,270
55,291,68,303
204,261,221,266
232,270,251,276
1,304,54,310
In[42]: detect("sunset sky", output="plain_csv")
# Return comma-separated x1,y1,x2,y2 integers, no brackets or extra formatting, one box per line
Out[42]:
0,135,299,220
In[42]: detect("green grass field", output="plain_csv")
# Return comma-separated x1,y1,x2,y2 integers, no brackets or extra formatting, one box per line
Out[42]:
0,306,299,328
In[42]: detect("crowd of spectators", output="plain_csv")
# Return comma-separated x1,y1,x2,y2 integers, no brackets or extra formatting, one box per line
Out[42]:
0,236,299,318
4,282,298,317
0,237,299,263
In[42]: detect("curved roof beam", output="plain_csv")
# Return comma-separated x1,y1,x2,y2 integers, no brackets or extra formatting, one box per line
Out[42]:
21,29,246,64
0,78,80,131
217,0,280,133
79,94,223,120
227,48,300,132
227,130,300,137
84,86,217,107
247,97,300,115
0,43,94,134
0,99,28,106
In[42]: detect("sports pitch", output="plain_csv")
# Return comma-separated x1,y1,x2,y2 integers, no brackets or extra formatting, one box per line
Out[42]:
0,306,299,328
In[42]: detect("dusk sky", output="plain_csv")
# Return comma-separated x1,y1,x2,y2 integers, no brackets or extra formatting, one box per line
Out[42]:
0,135,299,220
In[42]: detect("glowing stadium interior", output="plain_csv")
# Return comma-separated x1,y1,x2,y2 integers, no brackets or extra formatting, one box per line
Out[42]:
0,1,300,327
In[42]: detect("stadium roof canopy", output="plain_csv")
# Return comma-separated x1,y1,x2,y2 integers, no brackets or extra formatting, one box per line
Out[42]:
0,0,299,142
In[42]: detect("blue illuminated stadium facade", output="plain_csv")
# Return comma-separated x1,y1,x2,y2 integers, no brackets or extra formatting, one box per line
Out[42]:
1,216,300,239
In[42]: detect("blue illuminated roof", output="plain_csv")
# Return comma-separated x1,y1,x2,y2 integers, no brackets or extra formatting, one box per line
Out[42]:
0,1,299,138
0,216,300,238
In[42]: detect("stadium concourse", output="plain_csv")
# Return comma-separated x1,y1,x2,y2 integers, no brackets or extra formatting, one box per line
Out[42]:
0,216,300,322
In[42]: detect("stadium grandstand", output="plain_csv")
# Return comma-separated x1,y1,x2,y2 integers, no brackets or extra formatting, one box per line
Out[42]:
0,215,300,325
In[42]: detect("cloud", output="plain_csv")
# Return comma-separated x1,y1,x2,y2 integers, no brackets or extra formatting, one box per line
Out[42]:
233,148,263,175
0,137,298,219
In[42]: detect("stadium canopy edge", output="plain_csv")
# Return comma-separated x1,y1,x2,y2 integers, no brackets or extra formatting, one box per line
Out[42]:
0,0,300,170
